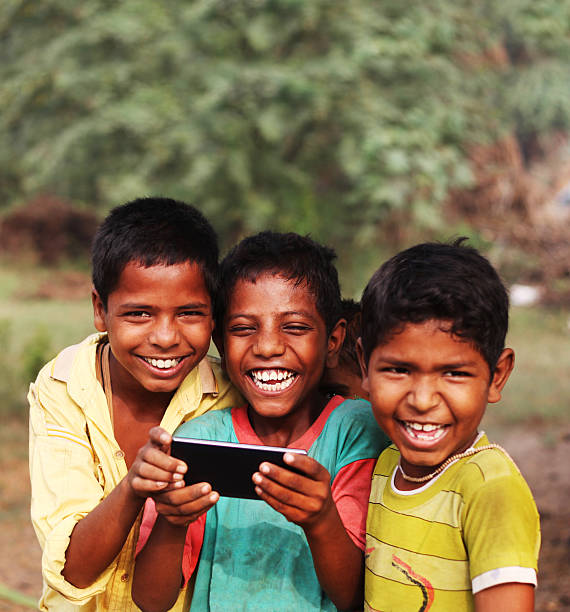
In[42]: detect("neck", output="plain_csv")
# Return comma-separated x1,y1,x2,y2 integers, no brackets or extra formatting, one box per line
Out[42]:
247,392,327,447
108,353,173,419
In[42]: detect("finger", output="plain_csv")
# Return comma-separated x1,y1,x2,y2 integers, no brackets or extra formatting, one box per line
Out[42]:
161,507,209,527
156,484,219,518
155,482,214,507
257,458,330,496
130,475,172,493
137,445,187,476
148,426,172,450
253,479,312,523
253,470,322,514
283,453,329,480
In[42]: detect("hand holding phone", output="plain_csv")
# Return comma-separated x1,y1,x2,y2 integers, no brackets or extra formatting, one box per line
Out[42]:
170,437,307,499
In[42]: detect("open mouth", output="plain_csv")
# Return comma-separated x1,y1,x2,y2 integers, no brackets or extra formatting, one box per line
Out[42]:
399,420,448,442
248,368,297,392
142,356,185,370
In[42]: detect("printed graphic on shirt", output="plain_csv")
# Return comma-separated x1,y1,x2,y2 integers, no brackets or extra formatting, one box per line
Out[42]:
391,554,434,612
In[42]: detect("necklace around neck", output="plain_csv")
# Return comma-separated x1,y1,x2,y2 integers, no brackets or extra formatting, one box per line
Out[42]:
398,443,514,484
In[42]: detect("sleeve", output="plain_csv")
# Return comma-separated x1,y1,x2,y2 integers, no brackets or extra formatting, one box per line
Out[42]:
327,401,391,550
463,469,540,593
331,458,376,550
28,368,114,604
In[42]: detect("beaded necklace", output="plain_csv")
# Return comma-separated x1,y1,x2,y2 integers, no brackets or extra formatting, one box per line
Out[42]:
398,443,516,483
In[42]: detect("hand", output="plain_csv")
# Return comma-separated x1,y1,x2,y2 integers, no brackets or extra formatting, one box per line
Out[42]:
252,453,335,534
153,482,219,526
127,426,188,498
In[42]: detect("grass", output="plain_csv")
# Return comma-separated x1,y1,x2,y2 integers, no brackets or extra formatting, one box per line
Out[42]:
483,305,570,432
0,260,94,416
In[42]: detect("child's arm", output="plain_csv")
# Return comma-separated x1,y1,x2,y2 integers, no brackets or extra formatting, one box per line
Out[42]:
253,453,364,611
475,582,534,611
132,473,218,611
62,427,187,588
132,516,187,612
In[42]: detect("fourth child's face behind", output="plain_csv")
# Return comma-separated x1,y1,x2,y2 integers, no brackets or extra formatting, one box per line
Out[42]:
93,261,214,398
223,273,344,441
360,320,514,481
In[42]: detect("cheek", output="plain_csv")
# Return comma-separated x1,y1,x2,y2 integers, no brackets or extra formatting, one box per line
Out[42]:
223,340,245,371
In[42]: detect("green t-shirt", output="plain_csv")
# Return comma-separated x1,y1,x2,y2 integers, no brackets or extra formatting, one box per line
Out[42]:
365,434,540,612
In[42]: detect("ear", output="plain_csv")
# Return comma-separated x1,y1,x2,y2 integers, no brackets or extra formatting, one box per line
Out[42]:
325,319,346,368
356,338,370,394
487,348,515,404
92,288,108,332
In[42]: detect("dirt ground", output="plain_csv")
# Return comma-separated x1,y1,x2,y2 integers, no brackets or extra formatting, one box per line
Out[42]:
0,421,568,611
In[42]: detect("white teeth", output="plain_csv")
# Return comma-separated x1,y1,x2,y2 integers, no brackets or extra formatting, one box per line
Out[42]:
250,369,296,392
405,422,443,432
402,421,446,441
144,357,182,369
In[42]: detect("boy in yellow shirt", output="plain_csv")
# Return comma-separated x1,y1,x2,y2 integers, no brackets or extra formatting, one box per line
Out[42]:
358,239,540,612
28,197,240,611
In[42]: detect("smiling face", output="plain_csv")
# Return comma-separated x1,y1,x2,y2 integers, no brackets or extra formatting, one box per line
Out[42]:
359,320,513,481
222,273,344,442
92,261,214,399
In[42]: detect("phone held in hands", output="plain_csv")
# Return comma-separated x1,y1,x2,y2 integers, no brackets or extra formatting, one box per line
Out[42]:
170,437,307,499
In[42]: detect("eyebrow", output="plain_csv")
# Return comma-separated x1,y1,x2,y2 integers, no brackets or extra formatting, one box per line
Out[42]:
378,356,478,369
119,302,211,309
226,309,319,321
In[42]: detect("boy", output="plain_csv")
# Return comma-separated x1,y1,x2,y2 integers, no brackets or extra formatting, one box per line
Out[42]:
28,197,241,611
320,298,368,400
130,232,391,611
357,240,540,611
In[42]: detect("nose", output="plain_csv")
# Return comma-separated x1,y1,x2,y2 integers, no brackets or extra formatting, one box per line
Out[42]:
252,329,285,358
407,376,439,412
149,316,180,349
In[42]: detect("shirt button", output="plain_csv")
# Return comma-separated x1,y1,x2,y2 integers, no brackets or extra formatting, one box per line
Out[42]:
114,450,125,459
121,572,129,582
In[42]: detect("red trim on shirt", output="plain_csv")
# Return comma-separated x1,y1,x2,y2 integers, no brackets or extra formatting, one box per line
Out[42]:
231,395,345,449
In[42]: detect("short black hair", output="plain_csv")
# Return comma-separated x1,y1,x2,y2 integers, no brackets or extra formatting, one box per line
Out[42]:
360,239,509,372
92,197,219,307
217,231,342,333
337,298,362,376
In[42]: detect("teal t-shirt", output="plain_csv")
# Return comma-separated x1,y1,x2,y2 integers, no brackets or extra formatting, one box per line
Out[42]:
175,398,390,611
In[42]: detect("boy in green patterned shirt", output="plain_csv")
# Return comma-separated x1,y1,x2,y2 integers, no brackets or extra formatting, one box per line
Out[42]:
357,239,540,612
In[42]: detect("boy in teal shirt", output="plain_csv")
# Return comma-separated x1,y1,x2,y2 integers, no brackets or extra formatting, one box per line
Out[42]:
131,232,391,611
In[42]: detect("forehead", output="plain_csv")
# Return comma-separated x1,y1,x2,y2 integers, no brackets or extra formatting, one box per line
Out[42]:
110,261,210,303
375,320,487,364
227,273,321,318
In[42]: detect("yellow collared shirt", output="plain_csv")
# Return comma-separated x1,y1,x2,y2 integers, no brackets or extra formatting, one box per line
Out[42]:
29,333,241,611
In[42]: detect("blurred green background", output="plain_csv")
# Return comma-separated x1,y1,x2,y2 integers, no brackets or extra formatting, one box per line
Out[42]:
1,0,568,421
0,1,569,610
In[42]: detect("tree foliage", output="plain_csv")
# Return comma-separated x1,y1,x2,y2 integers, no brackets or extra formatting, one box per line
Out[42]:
1,0,568,285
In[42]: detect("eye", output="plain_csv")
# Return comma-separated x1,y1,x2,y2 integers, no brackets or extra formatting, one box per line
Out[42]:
283,323,312,334
180,309,208,317
382,366,409,375
123,310,150,318
444,370,472,378
228,324,255,335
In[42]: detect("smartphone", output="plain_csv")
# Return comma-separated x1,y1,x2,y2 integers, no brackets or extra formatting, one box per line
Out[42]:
170,437,308,499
